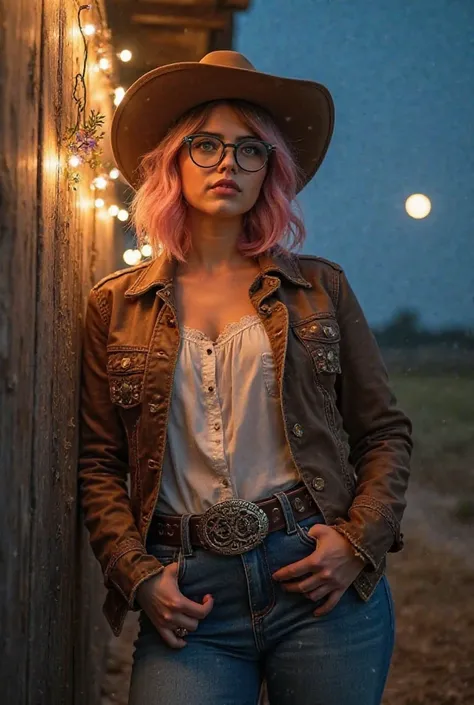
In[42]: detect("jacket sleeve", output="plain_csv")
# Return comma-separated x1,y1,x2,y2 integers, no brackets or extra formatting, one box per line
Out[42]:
331,268,413,571
77,287,164,607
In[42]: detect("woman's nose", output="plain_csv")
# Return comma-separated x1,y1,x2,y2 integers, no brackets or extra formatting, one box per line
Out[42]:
218,145,238,171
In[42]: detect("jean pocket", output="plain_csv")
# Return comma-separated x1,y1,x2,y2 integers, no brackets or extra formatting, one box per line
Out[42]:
294,514,323,549
177,548,187,583
146,541,180,567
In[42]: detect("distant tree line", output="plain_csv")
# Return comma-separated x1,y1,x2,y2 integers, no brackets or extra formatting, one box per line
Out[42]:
372,309,474,349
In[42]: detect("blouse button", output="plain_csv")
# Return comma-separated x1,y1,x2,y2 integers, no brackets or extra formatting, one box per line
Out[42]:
214,422,221,431
208,386,214,392
206,348,213,355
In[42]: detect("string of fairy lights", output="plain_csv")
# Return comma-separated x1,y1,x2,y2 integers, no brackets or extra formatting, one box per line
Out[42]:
65,3,153,265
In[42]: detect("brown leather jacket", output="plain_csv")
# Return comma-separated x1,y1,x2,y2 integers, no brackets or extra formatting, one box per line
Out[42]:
78,245,412,636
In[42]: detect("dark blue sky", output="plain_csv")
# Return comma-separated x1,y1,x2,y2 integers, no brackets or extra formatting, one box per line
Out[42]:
236,0,474,329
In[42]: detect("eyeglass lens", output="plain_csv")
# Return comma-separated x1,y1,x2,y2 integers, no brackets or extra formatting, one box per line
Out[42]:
189,136,268,171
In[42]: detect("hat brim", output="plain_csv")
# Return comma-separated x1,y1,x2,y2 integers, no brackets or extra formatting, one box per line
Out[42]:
111,62,335,193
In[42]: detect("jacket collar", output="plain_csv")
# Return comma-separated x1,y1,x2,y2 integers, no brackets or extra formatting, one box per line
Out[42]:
124,245,312,298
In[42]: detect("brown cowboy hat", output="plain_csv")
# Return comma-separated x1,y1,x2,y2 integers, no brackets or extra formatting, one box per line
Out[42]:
110,50,335,193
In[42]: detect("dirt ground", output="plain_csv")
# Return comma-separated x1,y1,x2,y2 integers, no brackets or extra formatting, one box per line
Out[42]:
100,481,474,705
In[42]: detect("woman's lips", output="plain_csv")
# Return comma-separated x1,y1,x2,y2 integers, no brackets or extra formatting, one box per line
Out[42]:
211,185,240,196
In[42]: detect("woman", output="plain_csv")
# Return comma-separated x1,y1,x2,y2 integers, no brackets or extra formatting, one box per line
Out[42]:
78,51,412,705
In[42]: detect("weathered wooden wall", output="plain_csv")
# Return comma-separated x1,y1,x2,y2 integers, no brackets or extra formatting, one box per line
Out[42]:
0,0,120,703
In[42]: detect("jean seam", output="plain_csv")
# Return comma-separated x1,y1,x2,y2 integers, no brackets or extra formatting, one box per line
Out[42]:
252,541,276,619
374,575,396,703
381,574,395,634
177,548,187,582
295,522,317,549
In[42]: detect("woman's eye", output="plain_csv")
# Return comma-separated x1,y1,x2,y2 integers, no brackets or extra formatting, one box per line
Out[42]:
241,143,263,157
196,140,217,152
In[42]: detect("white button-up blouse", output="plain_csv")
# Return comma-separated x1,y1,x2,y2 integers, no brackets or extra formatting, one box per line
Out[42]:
155,314,300,516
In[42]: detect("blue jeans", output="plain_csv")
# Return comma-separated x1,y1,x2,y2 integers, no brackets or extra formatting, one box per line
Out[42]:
129,493,395,705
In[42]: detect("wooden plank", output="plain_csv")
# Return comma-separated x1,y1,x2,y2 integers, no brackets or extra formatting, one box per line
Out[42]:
0,0,42,702
105,21,212,70
109,0,250,8
130,12,228,30
108,1,231,27
221,0,251,8
0,0,117,702
110,0,218,6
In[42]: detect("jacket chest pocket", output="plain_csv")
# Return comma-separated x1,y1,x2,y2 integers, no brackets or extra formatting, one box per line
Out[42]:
106,350,147,408
292,315,342,381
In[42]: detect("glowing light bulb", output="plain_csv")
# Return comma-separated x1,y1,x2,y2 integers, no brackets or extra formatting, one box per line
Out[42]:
68,155,81,167
109,168,120,179
93,176,108,190
108,205,119,217
94,198,105,208
141,244,152,257
83,24,96,36
123,249,142,265
119,50,132,62
117,209,129,221
99,58,110,70
114,87,125,106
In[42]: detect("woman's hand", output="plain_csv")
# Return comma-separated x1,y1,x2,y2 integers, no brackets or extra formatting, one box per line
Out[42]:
136,562,214,648
271,524,367,616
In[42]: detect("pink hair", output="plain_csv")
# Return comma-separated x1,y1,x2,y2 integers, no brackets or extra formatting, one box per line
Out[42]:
129,99,307,262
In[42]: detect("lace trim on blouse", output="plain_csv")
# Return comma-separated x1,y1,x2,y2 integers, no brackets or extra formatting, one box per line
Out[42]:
180,313,261,347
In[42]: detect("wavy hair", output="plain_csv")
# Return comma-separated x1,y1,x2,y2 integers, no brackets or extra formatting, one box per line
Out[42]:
129,99,307,262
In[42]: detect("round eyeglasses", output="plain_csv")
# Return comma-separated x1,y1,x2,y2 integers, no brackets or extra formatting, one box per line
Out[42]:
182,134,275,172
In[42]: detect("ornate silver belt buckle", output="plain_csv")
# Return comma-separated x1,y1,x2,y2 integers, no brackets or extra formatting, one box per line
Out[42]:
197,499,269,556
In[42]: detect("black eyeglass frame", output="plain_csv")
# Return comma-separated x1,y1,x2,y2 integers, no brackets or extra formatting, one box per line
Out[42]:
182,133,275,172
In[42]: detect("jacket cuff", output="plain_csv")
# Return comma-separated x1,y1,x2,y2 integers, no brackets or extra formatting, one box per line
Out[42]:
104,542,165,608
331,498,404,571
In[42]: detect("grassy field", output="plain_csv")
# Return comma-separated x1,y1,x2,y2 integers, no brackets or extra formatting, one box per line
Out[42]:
390,371,474,514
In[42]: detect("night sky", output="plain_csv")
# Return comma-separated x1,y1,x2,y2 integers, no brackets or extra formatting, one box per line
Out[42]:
236,0,474,330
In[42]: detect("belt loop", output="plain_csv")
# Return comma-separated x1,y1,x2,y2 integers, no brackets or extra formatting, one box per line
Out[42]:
273,491,297,535
180,514,194,557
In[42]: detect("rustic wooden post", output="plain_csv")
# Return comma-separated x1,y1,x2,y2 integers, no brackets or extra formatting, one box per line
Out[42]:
0,0,121,702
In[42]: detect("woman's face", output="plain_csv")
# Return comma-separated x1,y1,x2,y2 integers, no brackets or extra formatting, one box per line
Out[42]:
178,103,268,219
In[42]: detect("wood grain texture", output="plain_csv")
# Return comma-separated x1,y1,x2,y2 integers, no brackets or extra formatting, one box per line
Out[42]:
0,0,119,703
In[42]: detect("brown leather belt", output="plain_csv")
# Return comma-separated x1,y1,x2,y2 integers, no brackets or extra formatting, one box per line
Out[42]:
148,482,320,556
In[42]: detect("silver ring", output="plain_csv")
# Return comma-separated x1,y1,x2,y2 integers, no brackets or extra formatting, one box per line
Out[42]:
174,627,188,638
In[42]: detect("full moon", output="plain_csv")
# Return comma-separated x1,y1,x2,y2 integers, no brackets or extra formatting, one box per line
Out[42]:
405,193,431,219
